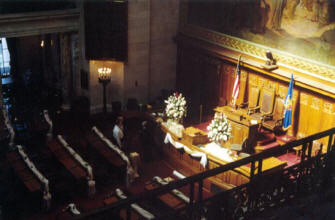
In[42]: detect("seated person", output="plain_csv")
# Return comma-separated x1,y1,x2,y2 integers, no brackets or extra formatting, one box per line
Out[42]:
113,116,124,148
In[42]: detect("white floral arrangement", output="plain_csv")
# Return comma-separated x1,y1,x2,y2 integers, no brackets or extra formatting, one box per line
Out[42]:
207,113,232,144
164,92,187,121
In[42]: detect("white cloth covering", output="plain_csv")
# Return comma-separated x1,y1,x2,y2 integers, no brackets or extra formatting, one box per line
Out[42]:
161,120,184,138
43,110,53,140
203,142,234,163
57,135,96,196
57,135,94,180
17,145,51,208
115,188,155,220
92,126,136,184
164,133,207,168
153,176,190,204
63,203,81,215
3,109,15,146
173,170,186,179
113,124,124,148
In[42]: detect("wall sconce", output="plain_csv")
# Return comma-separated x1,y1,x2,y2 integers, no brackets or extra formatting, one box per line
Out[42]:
98,67,112,114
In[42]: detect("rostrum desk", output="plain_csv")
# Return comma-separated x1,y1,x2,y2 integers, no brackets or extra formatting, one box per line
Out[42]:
155,117,286,191
214,106,259,153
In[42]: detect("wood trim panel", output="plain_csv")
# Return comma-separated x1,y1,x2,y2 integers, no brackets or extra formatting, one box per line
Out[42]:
177,35,335,138
177,34,335,98
0,9,79,38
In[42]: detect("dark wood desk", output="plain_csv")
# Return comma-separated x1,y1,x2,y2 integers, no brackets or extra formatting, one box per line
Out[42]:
104,194,148,220
28,117,49,134
86,133,126,169
158,120,287,191
145,180,187,210
48,140,86,181
7,151,42,193
214,105,259,152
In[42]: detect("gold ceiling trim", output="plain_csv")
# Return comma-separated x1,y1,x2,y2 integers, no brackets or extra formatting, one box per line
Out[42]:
179,1,335,82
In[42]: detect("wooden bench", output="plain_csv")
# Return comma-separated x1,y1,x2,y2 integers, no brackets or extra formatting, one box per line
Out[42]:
48,140,86,180
28,117,49,135
104,195,142,220
145,174,213,211
7,151,42,193
146,176,195,210
86,133,126,169
0,120,9,142
145,181,186,210
104,190,156,220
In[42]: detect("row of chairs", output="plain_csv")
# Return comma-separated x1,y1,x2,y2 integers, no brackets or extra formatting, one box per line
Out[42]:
239,85,285,133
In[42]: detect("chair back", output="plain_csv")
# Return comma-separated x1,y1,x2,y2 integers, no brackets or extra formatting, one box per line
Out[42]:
259,87,275,115
248,86,260,108
272,97,285,121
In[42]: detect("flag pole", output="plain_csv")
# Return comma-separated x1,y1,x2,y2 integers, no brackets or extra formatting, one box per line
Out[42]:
231,55,242,108
238,54,242,63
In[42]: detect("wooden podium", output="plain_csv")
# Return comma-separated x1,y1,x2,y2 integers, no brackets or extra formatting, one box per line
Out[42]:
214,106,259,152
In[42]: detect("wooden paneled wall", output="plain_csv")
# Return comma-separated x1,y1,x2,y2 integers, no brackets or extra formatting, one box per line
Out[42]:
177,46,221,120
177,38,335,140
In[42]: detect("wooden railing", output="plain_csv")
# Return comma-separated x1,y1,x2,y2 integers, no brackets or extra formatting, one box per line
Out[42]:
74,127,335,220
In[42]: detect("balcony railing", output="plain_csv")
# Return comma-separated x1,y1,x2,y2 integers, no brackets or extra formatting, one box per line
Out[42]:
74,127,335,220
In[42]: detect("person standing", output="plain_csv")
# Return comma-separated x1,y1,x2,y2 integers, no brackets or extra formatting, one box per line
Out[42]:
113,116,124,148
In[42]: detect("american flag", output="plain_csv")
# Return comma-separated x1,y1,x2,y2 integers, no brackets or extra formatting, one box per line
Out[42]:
232,58,241,105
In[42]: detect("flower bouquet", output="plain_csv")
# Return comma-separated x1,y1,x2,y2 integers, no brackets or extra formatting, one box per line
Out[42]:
207,112,232,144
164,92,187,122
163,92,187,138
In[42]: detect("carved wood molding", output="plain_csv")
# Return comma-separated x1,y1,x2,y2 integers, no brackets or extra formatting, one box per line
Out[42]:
0,9,79,38
323,102,335,114
179,1,335,83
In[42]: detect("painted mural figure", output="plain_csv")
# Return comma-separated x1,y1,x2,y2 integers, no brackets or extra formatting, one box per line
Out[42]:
279,0,335,38
187,0,335,66
269,0,287,31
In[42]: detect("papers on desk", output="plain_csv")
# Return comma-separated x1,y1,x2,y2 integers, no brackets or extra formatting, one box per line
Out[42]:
203,142,234,162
